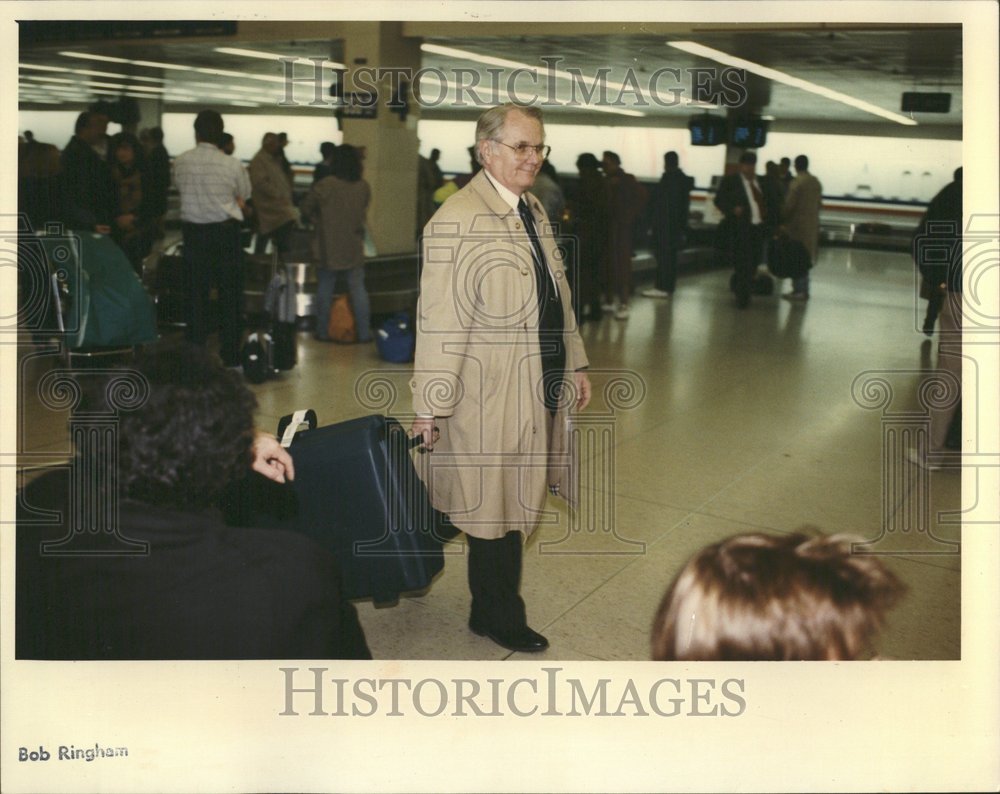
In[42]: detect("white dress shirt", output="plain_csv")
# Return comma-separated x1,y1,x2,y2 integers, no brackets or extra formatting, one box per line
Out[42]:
173,142,251,224
482,169,558,292
739,173,764,226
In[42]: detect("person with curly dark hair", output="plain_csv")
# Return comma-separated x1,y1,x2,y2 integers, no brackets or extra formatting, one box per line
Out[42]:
16,342,371,660
651,531,906,661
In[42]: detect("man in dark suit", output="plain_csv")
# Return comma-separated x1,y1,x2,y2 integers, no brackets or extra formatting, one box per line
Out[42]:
16,342,371,660
59,111,116,234
714,151,767,308
643,151,694,298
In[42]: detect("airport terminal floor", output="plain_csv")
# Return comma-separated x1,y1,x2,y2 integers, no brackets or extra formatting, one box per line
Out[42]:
17,245,961,661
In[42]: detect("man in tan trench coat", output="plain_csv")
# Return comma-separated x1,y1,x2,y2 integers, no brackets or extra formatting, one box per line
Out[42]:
411,105,591,653
780,154,823,301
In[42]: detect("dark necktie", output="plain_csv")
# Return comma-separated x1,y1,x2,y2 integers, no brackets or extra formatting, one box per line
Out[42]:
517,197,564,414
517,196,551,296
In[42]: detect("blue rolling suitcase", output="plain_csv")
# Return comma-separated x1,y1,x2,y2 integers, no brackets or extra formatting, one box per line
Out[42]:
272,412,447,603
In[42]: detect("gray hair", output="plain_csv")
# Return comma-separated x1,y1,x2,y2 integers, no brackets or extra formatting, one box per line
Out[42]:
474,104,544,165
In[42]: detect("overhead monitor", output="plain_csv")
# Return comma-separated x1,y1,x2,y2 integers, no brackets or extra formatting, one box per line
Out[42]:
688,115,726,146
729,118,769,148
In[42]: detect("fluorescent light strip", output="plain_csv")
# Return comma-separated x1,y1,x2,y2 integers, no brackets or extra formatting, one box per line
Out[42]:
132,60,192,71
416,71,646,118
24,75,76,85
194,66,286,83
25,75,164,93
22,64,168,84
214,46,346,70
668,40,917,126
20,83,87,94
19,63,64,72
421,43,641,98
60,50,288,85
85,80,165,92
90,89,168,101
76,70,167,83
59,50,130,64
185,80,262,94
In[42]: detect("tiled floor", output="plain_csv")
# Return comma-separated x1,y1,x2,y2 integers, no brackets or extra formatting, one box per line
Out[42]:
14,246,962,660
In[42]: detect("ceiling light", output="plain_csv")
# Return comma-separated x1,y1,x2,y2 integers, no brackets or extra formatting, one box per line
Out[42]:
419,45,647,117
667,40,917,126
24,75,76,85
415,72,644,118
60,50,130,64
194,67,287,84
132,60,192,71
19,63,64,72
214,46,346,70
21,63,168,84
76,70,166,83
421,43,640,96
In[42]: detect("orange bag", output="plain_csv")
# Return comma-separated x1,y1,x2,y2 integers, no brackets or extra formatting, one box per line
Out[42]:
327,293,356,343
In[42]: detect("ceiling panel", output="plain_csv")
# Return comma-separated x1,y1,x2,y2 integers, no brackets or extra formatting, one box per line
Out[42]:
18,23,962,133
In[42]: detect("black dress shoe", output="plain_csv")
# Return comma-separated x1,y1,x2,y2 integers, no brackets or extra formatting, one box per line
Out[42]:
469,621,549,653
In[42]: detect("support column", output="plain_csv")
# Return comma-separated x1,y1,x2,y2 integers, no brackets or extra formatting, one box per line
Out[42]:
133,96,163,136
340,22,422,256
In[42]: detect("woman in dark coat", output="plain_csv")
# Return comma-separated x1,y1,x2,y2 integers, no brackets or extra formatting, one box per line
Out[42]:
109,132,158,275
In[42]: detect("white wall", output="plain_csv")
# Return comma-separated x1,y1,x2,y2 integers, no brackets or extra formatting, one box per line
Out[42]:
416,119,961,202
160,113,342,164
19,109,960,202
19,110,121,149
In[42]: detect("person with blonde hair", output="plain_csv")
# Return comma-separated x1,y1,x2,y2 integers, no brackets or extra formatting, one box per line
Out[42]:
651,531,906,661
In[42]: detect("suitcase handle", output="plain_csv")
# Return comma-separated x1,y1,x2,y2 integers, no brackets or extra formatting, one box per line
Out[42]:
386,419,429,451
277,411,428,451
277,409,318,447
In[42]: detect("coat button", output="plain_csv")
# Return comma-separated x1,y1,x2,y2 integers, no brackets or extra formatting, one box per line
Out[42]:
521,268,529,276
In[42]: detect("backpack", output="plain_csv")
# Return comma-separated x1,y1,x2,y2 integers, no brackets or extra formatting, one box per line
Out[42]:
376,313,416,363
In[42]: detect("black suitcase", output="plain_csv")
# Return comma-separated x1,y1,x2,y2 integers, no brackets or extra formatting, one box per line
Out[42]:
767,235,811,279
729,270,775,296
271,321,297,371
237,412,447,603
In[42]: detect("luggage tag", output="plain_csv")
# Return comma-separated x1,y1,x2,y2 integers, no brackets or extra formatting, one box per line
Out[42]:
278,409,318,447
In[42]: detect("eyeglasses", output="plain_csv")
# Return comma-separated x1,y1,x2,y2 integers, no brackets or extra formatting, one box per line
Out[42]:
492,140,551,160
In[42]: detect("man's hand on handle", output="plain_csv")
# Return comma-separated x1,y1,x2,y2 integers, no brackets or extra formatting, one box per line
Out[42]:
411,417,439,452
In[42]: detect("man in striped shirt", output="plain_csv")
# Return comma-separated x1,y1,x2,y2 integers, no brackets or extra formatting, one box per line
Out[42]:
172,110,251,367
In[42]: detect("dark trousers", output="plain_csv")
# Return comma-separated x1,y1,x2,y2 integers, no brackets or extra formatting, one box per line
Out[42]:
652,238,680,293
728,222,765,305
574,232,606,320
467,533,526,633
923,288,945,331
605,223,635,304
182,220,244,367
254,220,295,257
